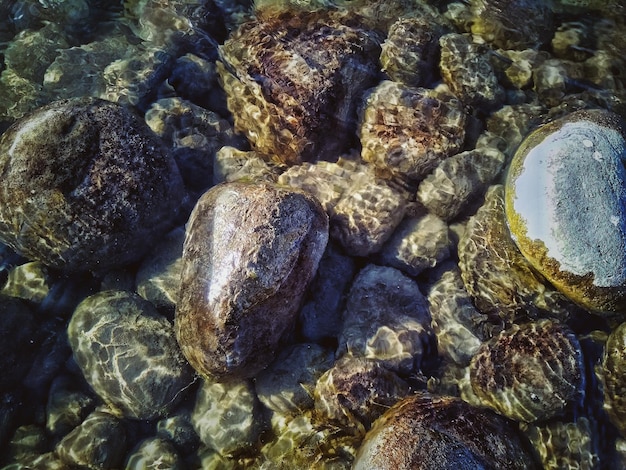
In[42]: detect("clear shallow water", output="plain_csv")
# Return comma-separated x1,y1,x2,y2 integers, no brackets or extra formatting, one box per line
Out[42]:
0,0,625,468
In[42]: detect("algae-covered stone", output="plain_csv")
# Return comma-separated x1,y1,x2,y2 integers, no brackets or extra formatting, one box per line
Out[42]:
218,9,381,164
354,393,539,470
176,183,328,380
359,80,466,181
467,320,585,423
68,291,194,420
0,97,186,272
505,109,626,315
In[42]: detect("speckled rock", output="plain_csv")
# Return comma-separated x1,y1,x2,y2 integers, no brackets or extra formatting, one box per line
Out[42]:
459,185,576,323
417,146,505,221
330,174,409,257
46,375,95,438
218,9,381,164
523,418,599,469
466,320,585,423
213,146,283,186
1,261,51,303
380,15,446,88
469,0,554,50
314,354,410,431
135,227,184,312
338,264,432,374
256,343,334,416
428,265,488,366
359,80,466,181
378,213,452,277
56,408,127,470
600,322,626,438
191,378,264,457
0,97,186,272
67,290,194,420
125,437,185,470
439,33,504,109
176,182,328,380
0,69,45,125
505,109,626,315
353,393,539,469
0,296,39,392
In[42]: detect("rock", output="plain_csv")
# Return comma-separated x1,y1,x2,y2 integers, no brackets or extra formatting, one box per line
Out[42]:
417,146,505,221
428,266,487,366
176,182,328,380
359,80,466,182
380,15,446,88
486,103,545,157
218,9,381,164
439,33,504,109
191,378,264,457
600,322,626,438
0,97,186,272
6,424,48,464
0,69,45,125
314,354,410,431
469,0,554,50
466,320,585,423
338,264,433,374
135,227,185,312
505,109,626,315
1,261,51,303
378,213,452,276
168,54,228,114
353,393,539,469
156,411,200,457
125,437,186,470
56,408,127,470
255,343,334,416
213,146,283,186
46,375,95,438
67,290,194,420
0,296,39,392
459,185,576,324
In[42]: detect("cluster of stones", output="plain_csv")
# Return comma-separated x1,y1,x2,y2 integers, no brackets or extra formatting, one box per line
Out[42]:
0,0,626,468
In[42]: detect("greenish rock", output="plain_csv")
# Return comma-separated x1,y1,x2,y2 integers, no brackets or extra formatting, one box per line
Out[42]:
466,320,585,423
255,343,334,416
55,408,127,470
354,393,540,470
459,185,576,324
0,97,186,272
176,183,328,381
505,109,626,315
1,261,51,303
191,378,264,457
125,437,186,470
68,290,194,420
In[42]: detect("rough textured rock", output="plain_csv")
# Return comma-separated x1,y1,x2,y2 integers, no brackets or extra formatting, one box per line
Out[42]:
467,320,585,423
68,290,194,420
338,264,433,374
439,33,504,109
218,9,381,164
314,354,410,430
191,378,264,457
176,182,328,380
0,97,186,272
359,80,466,181
505,109,626,315
600,322,626,438
458,185,576,324
353,393,539,469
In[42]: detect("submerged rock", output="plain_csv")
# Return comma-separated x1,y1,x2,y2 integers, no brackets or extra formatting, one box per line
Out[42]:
354,393,539,469
505,109,626,315
68,291,194,420
176,183,328,380
466,320,585,423
0,97,186,272
600,322,626,438
218,9,381,164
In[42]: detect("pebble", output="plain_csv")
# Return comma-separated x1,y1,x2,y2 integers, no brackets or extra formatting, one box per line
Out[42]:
359,80,466,181
67,290,194,420
176,182,328,380
353,392,540,469
505,109,626,315
466,319,585,423
0,97,186,272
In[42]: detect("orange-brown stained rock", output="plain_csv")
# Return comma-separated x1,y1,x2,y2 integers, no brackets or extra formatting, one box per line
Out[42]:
175,182,328,381
353,393,539,470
